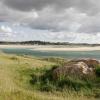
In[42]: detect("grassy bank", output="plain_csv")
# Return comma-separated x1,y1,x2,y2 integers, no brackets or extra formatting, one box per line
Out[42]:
0,53,99,100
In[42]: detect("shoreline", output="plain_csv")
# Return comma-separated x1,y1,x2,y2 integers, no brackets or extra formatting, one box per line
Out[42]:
0,44,100,51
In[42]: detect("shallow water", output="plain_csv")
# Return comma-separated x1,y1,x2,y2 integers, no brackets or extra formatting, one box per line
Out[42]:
1,48,100,59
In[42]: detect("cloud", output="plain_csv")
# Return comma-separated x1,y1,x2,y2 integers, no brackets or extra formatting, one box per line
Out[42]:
78,13,100,33
0,0,100,43
1,25,12,33
0,25,13,41
2,0,100,15
28,7,86,32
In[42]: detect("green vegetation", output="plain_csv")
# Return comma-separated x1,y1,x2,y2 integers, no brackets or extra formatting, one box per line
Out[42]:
30,65,100,95
41,57,67,66
1,40,100,46
0,53,99,100
96,67,100,77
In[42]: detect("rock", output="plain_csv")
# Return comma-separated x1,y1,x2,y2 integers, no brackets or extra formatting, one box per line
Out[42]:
75,62,94,75
52,59,99,80
70,59,100,68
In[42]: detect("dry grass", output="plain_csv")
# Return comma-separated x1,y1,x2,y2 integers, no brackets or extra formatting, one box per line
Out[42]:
0,53,97,100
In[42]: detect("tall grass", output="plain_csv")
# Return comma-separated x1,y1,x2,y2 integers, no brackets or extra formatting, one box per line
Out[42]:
30,62,100,99
0,53,99,100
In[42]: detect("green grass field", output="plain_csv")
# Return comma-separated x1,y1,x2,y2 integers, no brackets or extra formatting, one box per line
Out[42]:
0,53,99,100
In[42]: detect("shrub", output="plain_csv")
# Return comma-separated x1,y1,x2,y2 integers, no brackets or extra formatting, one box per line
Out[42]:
30,74,41,84
57,76,93,91
30,66,93,92
96,67,100,77
40,79,56,92
10,56,18,60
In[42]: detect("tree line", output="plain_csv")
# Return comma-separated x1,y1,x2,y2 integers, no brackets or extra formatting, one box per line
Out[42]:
0,41,100,46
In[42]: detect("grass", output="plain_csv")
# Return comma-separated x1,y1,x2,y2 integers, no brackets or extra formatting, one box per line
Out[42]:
30,67,98,93
96,67,100,77
0,53,99,100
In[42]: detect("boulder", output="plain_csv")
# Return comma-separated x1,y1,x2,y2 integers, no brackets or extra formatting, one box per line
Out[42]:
70,59,100,68
52,59,99,80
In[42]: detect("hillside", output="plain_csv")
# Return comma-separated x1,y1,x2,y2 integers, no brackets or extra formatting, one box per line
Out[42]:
0,53,99,100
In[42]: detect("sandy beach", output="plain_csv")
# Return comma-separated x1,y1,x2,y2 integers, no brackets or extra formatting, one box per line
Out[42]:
33,46,100,51
0,45,100,51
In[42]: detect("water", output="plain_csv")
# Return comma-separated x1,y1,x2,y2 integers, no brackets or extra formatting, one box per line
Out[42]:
1,48,100,59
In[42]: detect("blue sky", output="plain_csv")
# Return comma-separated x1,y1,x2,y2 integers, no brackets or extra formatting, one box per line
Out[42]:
0,0,100,43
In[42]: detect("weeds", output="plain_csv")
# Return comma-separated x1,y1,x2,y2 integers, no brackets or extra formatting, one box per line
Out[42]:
30,65,99,96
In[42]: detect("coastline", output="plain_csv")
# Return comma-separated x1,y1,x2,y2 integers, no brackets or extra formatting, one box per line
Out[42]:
0,44,100,51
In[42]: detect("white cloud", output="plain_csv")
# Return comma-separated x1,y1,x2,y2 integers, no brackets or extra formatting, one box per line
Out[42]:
0,25,12,36
1,25,12,33
0,0,100,43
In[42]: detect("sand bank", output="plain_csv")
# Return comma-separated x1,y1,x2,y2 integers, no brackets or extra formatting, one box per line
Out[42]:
0,45,100,51
33,46,100,51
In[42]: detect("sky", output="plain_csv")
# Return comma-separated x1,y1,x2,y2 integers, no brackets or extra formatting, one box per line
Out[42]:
0,0,100,43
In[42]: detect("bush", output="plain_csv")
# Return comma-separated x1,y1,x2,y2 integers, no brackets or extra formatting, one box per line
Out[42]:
10,56,18,60
30,66,94,92
57,76,93,91
96,67,100,77
40,79,56,92
30,74,41,84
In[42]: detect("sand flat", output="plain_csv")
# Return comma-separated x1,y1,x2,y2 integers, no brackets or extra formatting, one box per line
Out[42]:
0,45,100,51
33,46,100,51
